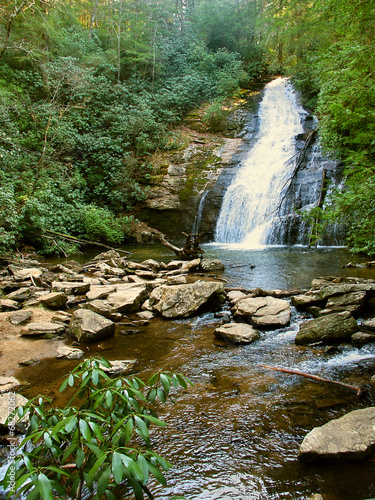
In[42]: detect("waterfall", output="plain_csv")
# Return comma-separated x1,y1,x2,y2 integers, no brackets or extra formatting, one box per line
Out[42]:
192,191,209,234
215,77,305,247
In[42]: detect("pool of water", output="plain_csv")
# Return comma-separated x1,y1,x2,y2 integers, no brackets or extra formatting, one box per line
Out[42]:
13,245,375,499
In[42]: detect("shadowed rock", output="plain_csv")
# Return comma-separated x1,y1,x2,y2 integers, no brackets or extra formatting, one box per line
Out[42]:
69,309,115,342
295,311,359,345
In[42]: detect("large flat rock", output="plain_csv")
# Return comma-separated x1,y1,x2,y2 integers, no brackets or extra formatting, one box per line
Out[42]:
86,285,116,301
233,296,291,328
299,407,375,462
149,281,226,318
21,322,66,336
106,283,150,313
214,323,260,344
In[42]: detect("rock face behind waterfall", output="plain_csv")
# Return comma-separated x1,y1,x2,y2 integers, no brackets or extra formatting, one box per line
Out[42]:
267,135,345,246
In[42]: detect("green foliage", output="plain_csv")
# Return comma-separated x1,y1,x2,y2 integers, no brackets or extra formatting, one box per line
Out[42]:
326,172,375,256
203,100,227,131
0,185,21,253
1,356,192,500
78,205,127,246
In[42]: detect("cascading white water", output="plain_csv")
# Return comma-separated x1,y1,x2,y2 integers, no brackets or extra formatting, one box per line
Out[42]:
215,77,304,247
192,191,209,234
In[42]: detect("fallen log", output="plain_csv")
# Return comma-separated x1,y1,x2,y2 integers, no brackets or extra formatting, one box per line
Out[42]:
157,232,204,260
40,230,132,254
259,364,365,397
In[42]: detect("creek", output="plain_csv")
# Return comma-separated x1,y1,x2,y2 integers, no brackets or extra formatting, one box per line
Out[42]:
8,78,375,499
15,244,375,500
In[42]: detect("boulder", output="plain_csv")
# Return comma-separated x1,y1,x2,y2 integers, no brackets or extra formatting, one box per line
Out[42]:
9,267,42,281
39,291,68,309
199,259,225,272
135,270,157,280
149,281,226,318
21,322,66,337
227,290,248,305
141,259,166,271
295,311,359,345
181,259,201,273
69,309,115,342
0,299,20,311
137,310,154,320
56,345,85,360
52,281,90,295
319,283,375,299
106,283,150,313
291,293,324,310
0,376,21,394
82,300,122,321
101,359,136,375
91,250,121,261
166,260,184,270
362,318,375,331
9,310,32,326
6,287,32,302
233,296,291,328
125,261,149,272
167,275,187,285
86,285,116,301
299,407,375,462
214,323,260,344
97,262,126,277
325,291,366,315
51,311,71,324
351,331,375,347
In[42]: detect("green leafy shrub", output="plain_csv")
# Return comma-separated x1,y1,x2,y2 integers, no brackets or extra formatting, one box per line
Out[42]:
0,185,21,255
79,205,125,246
202,100,227,131
1,357,191,500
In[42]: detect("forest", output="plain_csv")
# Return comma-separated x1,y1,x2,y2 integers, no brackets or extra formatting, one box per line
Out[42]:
0,0,374,255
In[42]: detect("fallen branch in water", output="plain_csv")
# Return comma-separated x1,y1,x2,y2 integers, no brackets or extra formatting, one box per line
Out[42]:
156,232,204,260
259,364,365,397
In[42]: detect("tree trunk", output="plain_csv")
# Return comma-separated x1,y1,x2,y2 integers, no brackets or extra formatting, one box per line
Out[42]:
88,0,100,41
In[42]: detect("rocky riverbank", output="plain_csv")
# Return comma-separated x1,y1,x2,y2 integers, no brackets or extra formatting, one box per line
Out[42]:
1,250,375,464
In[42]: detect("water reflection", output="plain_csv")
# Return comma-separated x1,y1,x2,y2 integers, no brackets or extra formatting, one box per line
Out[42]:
205,244,372,290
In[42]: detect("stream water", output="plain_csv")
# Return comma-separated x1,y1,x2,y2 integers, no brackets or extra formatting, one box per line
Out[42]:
13,244,375,500
5,77,375,499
